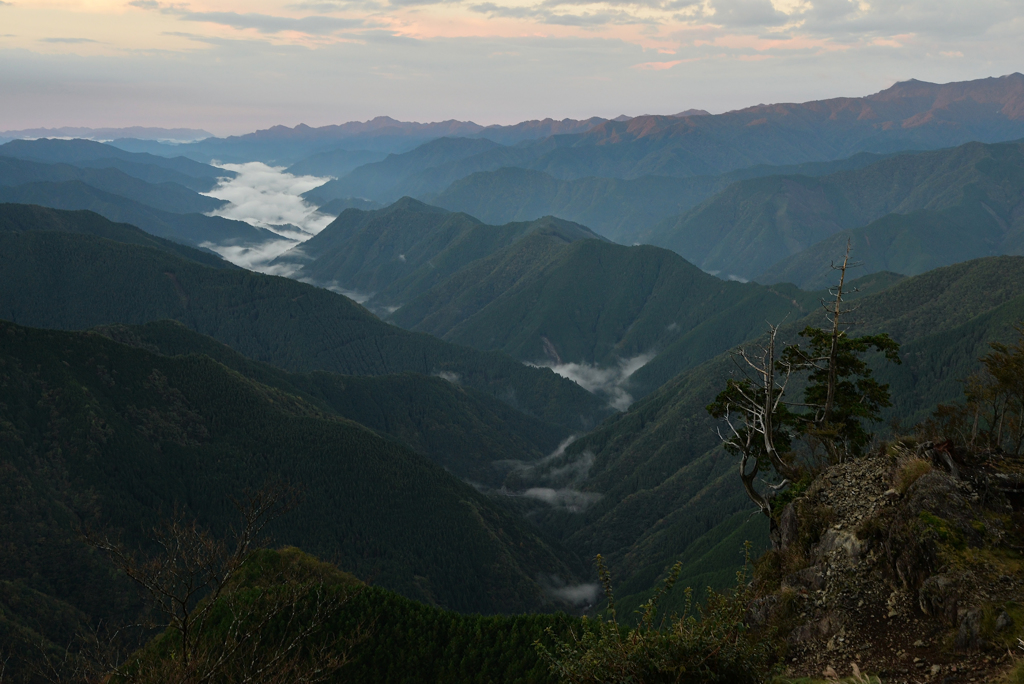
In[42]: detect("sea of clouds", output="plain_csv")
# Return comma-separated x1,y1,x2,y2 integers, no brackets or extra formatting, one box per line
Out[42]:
199,162,334,272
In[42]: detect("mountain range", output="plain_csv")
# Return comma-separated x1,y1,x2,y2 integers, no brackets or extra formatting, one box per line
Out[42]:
648,138,1024,286
5,73,1024,683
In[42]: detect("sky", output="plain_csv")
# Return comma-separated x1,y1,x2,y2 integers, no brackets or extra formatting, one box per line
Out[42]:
1,0,1022,134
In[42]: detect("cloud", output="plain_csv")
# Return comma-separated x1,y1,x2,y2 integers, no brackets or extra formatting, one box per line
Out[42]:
196,164,345,275
497,438,604,511
203,162,334,237
633,59,683,69
493,435,578,477
130,1,371,35
433,370,461,384
287,0,383,11
708,0,788,27
522,487,602,511
182,11,368,34
532,352,654,411
548,582,601,605
200,239,301,272
470,2,654,26
39,37,99,44
305,282,373,302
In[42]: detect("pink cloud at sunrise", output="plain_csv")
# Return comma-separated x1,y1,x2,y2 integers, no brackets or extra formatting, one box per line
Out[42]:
0,0,1021,132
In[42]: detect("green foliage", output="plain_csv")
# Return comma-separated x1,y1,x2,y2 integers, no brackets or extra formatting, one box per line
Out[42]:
126,548,579,684
706,377,797,459
0,202,233,269
96,320,567,487
538,555,778,684
0,320,589,679
918,511,967,550
0,215,609,430
926,324,1024,454
275,197,601,312
269,196,826,404
407,239,818,399
782,326,901,457
543,257,1022,614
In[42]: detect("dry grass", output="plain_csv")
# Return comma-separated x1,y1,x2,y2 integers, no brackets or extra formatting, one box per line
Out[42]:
894,457,932,494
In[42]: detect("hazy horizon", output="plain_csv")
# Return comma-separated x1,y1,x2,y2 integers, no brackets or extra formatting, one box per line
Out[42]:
2,1,1022,136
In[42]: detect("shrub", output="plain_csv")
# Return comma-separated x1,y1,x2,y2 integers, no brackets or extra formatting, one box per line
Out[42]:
538,551,779,684
895,457,932,494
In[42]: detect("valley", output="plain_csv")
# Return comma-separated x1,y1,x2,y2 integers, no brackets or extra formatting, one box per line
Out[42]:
2,73,1024,683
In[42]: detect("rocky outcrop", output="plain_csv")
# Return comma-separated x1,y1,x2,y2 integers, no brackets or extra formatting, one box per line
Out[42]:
754,444,1024,683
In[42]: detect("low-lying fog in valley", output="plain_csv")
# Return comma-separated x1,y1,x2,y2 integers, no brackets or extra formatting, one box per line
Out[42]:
204,168,653,408
200,162,333,272
531,353,654,411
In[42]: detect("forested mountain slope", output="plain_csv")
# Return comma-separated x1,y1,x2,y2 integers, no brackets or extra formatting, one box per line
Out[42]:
0,181,274,248
0,137,232,191
0,219,608,430
519,256,1024,613
271,198,603,308
0,321,586,665
303,137,504,205
285,147,386,178
392,238,820,399
431,169,721,243
271,198,821,404
0,156,226,214
96,320,567,487
648,138,1024,282
758,142,1024,287
0,204,234,269
159,548,581,684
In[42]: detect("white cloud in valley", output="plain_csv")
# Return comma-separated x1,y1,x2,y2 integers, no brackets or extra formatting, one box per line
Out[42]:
496,437,604,513
199,238,301,272
533,352,654,411
204,162,333,238
197,163,338,272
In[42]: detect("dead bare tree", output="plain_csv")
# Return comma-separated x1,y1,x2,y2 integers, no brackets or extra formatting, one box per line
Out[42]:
707,322,798,520
708,240,901,526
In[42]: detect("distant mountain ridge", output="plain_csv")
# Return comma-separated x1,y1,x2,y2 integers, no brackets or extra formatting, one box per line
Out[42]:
0,180,276,249
644,138,1024,285
0,125,212,141
0,138,232,189
429,152,896,243
117,116,612,164
290,74,1024,219
0,156,227,215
